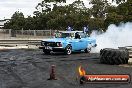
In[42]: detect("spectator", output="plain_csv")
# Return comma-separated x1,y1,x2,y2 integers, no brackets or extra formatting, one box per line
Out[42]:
67,26,73,31
83,25,89,34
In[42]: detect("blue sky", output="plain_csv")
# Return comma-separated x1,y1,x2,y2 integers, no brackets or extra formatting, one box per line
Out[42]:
0,0,91,20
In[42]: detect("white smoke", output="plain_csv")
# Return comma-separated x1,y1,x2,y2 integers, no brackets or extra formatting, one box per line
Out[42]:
91,22,132,53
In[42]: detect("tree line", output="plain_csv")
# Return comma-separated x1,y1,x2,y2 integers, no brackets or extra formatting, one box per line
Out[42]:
4,0,132,33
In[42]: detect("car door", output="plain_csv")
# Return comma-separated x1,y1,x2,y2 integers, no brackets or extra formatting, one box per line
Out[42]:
79,38,88,50
70,38,81,50
78,33,87,49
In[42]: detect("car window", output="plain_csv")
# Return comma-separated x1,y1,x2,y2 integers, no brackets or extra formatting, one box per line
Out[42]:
55,32,84,38
55,33,73,38
79,33,87,38
61,33,70,38
55,32,61,38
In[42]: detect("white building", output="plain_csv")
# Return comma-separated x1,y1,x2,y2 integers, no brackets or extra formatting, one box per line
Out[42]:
0,19,10,28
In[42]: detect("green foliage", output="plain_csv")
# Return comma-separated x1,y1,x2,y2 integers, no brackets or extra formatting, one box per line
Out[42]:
112,0,125,4
4,11,25,30
105,0,132,27
4,0,132,32
90,0,110,18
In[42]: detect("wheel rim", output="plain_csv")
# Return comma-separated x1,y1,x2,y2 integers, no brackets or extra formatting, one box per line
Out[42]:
87,48,91,53
67,47,71,55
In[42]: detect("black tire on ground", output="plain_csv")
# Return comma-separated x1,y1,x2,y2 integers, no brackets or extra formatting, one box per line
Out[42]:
115,50,123,65
120,50,127,64
100,49,106,63
100,48,115,65
105,49,112,64
107,50,114,65
64,45,72,55
100,48,129,65
121,50,129,64
100,49,103,55
113,56,120,65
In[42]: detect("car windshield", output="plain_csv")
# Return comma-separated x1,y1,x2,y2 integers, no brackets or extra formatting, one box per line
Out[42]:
61,33,71,38
79,32,88,38
55,33,74,38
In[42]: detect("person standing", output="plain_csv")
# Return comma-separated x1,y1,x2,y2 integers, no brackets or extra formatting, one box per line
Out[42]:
67,26,73,31
83,25,89,34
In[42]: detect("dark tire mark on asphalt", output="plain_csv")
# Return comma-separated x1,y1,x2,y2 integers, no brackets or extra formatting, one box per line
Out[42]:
3,66,26,88
26,58,49,74
42,57,51,59
60,57,99,62
57,75,78,87
46,61,54,62
59,56,68,58
30,61,47,72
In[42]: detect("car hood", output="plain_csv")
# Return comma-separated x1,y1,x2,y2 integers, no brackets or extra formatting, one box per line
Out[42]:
42,38,70,43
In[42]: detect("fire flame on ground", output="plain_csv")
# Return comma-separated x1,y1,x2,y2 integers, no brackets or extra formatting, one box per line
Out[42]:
78,66,86,76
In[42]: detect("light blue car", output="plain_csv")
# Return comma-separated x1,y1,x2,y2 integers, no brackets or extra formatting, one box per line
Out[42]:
39,31,97,55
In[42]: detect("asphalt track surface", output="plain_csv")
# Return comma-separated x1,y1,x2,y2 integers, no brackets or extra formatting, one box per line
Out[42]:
0,49,132,88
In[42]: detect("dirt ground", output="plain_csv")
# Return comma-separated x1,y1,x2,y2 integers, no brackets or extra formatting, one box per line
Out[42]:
0,49,132,88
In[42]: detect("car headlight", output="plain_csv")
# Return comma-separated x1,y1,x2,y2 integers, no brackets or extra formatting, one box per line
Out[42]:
56,42,62,47
56,42,59,46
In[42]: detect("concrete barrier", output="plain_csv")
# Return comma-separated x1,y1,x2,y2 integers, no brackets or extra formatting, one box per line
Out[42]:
125,46,132,65
0,39,50,49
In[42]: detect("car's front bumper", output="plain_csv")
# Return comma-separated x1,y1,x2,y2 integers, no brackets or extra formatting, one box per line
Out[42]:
39,46,65,52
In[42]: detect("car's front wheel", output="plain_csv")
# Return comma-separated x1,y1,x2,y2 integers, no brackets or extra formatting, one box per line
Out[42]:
43,49,51,55
64,45,72,55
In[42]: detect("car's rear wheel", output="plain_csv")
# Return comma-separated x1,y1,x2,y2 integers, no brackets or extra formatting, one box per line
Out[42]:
64,45,72,55
84,47,91,53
